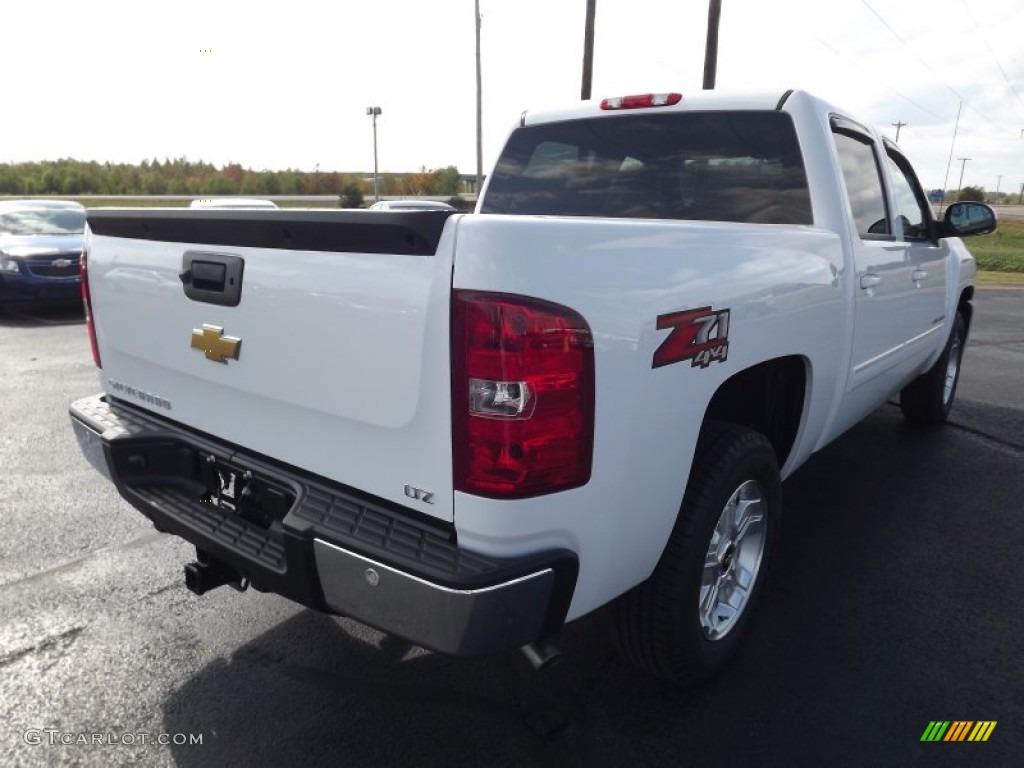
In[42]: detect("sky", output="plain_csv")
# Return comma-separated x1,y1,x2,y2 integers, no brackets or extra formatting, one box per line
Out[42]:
3,0,1024,194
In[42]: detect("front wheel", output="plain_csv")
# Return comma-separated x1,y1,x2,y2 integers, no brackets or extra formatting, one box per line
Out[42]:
899,311,966,425
611,421,781,685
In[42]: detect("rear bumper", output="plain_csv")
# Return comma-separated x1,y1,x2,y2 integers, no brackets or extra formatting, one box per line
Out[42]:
70,394,577,656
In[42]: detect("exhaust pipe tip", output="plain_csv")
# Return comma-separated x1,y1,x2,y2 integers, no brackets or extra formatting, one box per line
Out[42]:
521,640,562,672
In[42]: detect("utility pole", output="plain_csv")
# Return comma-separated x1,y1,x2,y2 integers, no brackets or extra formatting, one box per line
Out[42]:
892,121,907,143
1019,182,1023,205
475,0,483,196
956,157,971,194
939,101,963,214
996,175,1002,195
581,0,596,100
703,0,722,89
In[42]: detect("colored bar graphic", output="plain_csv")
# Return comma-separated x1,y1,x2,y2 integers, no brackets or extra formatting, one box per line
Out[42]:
968,722,997,742
921,721,950,741
945,721,972,741
921,720,996,742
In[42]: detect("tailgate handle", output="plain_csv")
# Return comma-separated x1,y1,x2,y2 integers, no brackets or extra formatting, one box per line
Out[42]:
181,251,244,307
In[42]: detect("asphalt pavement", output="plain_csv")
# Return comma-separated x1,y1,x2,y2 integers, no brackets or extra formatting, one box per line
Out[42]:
0,291,1021,767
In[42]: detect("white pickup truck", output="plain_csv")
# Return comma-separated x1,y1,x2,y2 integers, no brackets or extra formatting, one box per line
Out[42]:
70,89,996,684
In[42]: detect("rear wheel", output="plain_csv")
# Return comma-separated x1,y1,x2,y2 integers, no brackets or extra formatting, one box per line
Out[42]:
612,421,781,684
899,312,966,425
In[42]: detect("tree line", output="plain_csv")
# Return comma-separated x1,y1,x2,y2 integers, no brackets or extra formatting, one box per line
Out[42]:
951,185,1019,205
0,159,466,199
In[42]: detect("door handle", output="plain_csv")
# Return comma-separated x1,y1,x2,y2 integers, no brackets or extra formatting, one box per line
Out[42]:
911,269,928,283
860,273,882,289
181,251,245,307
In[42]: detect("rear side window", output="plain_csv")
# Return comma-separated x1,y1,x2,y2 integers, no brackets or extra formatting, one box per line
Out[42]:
481,111,812,225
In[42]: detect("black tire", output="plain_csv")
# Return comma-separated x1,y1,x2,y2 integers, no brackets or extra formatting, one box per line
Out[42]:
899,312,966,425
611,421,781,685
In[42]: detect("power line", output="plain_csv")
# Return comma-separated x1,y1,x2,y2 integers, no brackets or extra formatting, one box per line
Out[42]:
815,37,948,123
860,1,968,104
859,0,1014,136
958,0,1024,117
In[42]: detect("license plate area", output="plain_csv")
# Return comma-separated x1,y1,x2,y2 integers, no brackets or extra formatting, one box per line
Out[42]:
109,439,295,529
200,455,292,528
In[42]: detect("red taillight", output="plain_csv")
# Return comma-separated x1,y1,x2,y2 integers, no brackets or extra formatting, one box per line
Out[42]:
80,243,101,368
600,93,682,110
452,291,594,499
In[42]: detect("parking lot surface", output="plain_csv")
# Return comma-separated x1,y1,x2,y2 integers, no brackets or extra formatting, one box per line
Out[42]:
0,292,1021,767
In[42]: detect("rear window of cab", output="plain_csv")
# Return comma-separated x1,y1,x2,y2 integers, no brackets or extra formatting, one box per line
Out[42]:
481,111,812,225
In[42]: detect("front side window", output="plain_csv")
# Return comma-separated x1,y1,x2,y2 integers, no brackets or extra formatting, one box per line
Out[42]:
886,153,931,240
482,111,812,225
832,131,889,238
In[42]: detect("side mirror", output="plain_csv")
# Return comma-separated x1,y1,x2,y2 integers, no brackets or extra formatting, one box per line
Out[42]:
942,202,997,238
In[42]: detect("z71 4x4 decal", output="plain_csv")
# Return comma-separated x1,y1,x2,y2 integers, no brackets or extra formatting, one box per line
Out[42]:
652,306,731,369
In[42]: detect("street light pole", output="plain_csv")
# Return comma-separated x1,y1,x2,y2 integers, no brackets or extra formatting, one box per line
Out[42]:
475,0,483,195
366,106,381,202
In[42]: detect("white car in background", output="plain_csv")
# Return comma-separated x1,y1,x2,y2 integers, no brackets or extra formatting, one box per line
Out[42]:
368,200,456,211
189,198,278,210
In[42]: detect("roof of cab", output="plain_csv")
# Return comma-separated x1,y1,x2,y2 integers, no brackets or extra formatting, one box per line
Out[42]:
522,89,796,127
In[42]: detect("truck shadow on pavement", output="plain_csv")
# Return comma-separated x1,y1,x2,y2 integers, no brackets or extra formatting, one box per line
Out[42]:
162,406,1022,768
0,301,84,327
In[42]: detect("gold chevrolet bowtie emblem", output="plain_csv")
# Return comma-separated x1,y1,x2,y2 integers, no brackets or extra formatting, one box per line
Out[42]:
190,324,242,363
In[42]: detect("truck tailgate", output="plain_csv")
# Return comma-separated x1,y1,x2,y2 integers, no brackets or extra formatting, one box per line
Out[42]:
85,209,458,522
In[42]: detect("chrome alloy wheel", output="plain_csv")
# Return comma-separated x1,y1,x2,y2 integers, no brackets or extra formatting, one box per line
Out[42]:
699,479,767,641
943,331,962,406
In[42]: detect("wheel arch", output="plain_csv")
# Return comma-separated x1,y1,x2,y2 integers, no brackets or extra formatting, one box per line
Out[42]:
701,355,809,469
958,285,974,334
